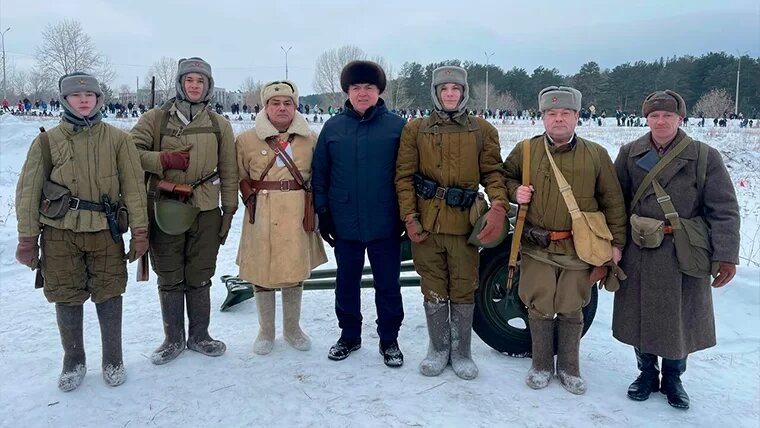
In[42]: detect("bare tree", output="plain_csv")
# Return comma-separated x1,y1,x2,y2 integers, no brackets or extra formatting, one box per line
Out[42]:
146,56,177,99
35,19,103,79
28,71,54,101
313,45,366,108
693,88,734,118
10,69,30,99
95,56,117,88
239,77,264,108
470,82,520,113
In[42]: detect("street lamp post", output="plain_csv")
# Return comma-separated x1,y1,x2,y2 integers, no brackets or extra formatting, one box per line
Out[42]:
281,46,292,79
1,27,10,102
484,51,494,113
735,55,742,115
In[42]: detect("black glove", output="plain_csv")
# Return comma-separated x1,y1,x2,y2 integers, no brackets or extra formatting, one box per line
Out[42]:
317,210,336,248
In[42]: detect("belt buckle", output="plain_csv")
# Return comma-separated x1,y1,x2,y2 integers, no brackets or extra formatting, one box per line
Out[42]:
69,197,81,210
280,180,291,191
173,127,185,137
434,187,446,199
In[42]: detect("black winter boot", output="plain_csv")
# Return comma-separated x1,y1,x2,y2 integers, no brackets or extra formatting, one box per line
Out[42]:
95,296,125,386
627,348,659,401
151,290,186,365
328,337,361,361
661,357,690,409
186,286,226,357
379,339,404,367
56,304,87,392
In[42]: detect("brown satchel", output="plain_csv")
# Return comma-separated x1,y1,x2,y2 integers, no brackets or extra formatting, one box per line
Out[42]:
264,136,316,232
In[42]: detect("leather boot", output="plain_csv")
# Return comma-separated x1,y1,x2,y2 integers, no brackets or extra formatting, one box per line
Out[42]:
95,296,125,387
557,317,586,395
186,286,226,356
151,290,186,365
282,285,311,351
56,304,86,392
450,303,478,380
661,356,689,409
526,318,554,389
627,348,660,401
253,289,276,355
419,301,450,377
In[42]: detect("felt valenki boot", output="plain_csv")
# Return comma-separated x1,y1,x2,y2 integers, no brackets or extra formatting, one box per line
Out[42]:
419,301,450,376
557,317,586,395
56,304,87,392
526,318,555,389
95,296,126,386
253,289,276,355
282,285,311,351
450,303,478,380
186,286,226,357
151,290,186,365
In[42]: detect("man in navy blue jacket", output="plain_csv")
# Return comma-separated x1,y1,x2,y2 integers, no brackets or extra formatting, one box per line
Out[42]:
312,60,407,367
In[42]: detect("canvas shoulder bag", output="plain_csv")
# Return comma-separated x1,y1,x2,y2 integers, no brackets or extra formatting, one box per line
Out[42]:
544,141,613,266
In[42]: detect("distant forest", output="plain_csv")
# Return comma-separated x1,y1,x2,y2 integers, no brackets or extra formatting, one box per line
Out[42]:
302,52,759,117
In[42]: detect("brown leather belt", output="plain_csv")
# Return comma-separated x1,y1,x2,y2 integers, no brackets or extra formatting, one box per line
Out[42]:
549,230,573,241
251,179,303,191
663,225,673,235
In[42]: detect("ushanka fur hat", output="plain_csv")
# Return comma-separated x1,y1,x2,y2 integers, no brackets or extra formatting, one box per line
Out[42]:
59,72,102,98
175,56,215,103
340,61,386,94
642,90,686,118
538,86,582,112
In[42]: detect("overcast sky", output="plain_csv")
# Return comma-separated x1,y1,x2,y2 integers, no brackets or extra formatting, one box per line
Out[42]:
2,0,758,95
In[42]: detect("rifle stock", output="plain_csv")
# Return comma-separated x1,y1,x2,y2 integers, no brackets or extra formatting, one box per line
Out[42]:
137,251,150,282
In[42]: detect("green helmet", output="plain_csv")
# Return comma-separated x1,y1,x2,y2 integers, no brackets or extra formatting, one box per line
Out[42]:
154,199,200,235
467,210,510,248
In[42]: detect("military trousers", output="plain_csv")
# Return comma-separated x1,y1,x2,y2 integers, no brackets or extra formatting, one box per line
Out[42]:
334,237,404,343
411,233,479,304
149,208,222,291
519,251,592,321
41,226,127,304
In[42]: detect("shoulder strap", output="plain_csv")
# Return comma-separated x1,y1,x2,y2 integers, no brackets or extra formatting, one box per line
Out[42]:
153,109,169,152
207,112,223,150
630,135,694,209
521,138,530,185
544,140,581,219
258,154,278,182
39,128,52,170
265,135,306,188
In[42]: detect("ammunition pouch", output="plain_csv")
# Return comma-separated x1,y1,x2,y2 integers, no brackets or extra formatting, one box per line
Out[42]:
39,181,72,219
413,173,478,209
116,201,129,234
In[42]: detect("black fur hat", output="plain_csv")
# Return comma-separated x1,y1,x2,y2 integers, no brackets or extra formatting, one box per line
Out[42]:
340,61,386,94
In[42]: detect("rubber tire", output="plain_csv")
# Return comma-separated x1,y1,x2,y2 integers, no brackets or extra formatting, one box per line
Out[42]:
472,234,598,356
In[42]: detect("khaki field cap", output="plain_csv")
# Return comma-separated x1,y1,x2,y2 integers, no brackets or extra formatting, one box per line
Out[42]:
261,80,299,105
641,90,686,118
538,86,582,112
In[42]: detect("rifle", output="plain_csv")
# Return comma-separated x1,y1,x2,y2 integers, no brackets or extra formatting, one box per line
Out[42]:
137,251,150,282
507,139,530,290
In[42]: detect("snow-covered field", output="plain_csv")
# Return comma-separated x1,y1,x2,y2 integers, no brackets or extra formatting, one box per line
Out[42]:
0,114,758,428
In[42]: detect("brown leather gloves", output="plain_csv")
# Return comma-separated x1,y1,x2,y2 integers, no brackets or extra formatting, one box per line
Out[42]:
404,213,429,243
16,237,39,269
160,151,190,171
219,208,236,245
126,228,149,263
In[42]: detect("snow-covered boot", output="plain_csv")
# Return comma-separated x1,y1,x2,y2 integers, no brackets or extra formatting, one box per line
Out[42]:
282,286,311,351
450,303,478,380
151,290,186,365
253,289,275,355
526,318,554,389
186,286,226,356
661,357,689,409
96,296,125,387
419,301,450,377
557,317,586,395
628,348,660,401
56,303,86,392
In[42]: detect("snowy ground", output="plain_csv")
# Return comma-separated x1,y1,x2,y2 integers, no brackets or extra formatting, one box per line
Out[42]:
0,114,758,428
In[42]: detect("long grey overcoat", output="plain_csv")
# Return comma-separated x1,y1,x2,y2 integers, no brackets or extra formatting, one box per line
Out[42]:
612,129,740,359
